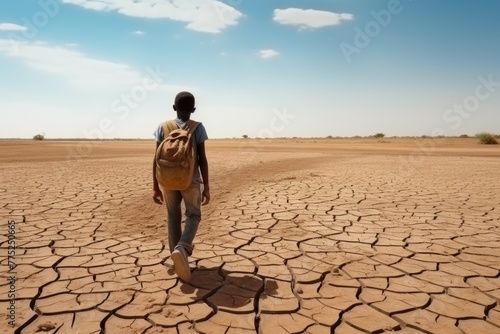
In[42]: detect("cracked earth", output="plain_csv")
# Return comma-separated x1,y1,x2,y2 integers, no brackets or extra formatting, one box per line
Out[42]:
1,139,499,334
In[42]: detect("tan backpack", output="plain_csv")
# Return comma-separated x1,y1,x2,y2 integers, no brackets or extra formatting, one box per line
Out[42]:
156,120,200,190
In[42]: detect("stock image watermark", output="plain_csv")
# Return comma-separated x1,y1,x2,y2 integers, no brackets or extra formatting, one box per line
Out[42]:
51,65,168,178
7,0,62,52
256,107,296,139
6,219,17,327
442,74,500,130
340,0,412,63
386,73,499,184
233,107,296,168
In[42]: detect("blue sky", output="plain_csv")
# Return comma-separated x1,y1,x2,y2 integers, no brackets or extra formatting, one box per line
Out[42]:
0,0,499,139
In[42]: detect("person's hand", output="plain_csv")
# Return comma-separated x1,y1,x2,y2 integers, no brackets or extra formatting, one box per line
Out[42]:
153,189,163,204
202,188,210,206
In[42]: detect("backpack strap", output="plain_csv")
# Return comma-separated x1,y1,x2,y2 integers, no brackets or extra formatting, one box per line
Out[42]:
184,120,200,136
161,120,179,139
161,119,200,140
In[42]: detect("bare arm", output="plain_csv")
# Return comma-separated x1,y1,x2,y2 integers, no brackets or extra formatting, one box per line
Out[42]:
152,141,163,204
198,141,210,205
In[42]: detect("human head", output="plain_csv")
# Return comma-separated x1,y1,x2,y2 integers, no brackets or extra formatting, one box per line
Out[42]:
173,91,196,113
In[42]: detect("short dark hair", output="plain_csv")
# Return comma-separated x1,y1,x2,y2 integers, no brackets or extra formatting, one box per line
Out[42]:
174,91,195,112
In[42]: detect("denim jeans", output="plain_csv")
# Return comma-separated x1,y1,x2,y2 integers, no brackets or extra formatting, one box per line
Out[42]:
162,182,202,256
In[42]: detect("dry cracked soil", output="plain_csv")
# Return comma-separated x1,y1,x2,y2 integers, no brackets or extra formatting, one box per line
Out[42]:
0,138,499,334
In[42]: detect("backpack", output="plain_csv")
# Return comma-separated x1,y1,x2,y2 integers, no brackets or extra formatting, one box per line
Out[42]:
156,120,200,190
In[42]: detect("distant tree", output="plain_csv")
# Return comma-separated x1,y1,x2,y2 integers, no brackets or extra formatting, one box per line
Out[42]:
33,133,45,141
476,132,498,145
459,134,469,138
242,134,248,139
373,133,385,138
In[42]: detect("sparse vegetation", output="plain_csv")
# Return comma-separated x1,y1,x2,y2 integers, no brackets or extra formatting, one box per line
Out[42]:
373,133,385,138
326,135,333,139
459,134,469,138
33,133,45,141
476,132,498,145
421,135,430,139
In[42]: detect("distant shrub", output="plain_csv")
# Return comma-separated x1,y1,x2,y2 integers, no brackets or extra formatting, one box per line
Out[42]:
33,133,45,141
421,135,430,139
459,134,469,138
476,132,498,145
373,133,385,138
242,134,248,139
326,135,333,139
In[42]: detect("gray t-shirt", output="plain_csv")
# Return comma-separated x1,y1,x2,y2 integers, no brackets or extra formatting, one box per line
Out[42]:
154,118,208,184
154,118,208,145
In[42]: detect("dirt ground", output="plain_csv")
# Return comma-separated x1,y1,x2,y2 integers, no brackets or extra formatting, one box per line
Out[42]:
0,138,499,333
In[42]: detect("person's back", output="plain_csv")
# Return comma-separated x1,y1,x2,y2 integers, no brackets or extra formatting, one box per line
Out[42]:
152,91,210,281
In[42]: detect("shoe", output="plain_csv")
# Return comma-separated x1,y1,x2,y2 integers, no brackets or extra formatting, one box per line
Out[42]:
171,247,191,281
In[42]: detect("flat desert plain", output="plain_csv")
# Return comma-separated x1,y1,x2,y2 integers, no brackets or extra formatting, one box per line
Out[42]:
1,138,500,334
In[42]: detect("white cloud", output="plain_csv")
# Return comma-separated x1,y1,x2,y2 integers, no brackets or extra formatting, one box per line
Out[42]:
61,0,243,33
0,23,28,32
66,42,79,47
273,8,353,29
259,49,279,59
0,39,161,90
132,30,145,35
